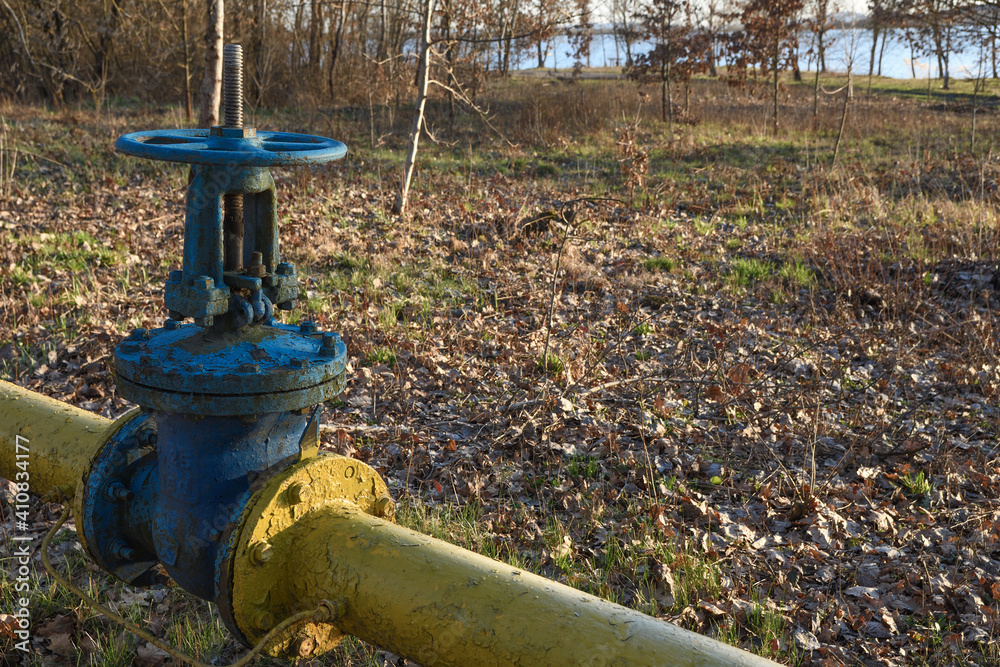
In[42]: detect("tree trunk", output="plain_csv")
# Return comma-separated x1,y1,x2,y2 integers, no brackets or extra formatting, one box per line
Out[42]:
817,29,825,72
877,28,887,76
772,36,779,135
812,63,820,126
292,1,306,75
832,67,851,166
182,0,193,121
868,25,879,78
328,0,347,93
393,0,435,216
993,30,998,79
660,62,667,124
942,28,951,90
309,0,322,74
198,0,224,128
250,0,266,103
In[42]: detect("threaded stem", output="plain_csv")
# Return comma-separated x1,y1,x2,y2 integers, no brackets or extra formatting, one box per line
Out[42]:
223,44,244,128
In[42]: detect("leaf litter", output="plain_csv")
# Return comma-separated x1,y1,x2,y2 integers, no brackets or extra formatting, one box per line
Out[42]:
1,101,998,666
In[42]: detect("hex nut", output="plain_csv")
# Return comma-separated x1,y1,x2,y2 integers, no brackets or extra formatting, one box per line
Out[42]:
249,541,273,566
210,126,257,139
287,482,312,505
110,540,137,561
193,275,214,290
299,321,318,334
247,251,266,278
104,480,134,502
374,494,396,520
138,428,157,448
276,262,295,276
295,636,316,658
251,608,274,631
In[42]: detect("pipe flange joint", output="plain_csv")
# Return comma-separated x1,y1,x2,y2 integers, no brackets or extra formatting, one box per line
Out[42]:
215,454,391,657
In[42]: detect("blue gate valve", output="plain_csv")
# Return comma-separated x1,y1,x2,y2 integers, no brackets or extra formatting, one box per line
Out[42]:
75,44,351,624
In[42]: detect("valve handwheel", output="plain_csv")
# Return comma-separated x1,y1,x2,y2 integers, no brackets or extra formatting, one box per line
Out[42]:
115,129,347,167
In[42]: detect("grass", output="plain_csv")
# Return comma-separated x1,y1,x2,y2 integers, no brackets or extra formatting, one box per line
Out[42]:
778,260,816,288
364,346,397,367
901,470,933,498
729,258,773,287
645,256,676,273
536,353,564,375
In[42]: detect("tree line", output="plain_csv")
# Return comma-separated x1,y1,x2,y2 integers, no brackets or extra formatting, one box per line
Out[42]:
1,0,997,117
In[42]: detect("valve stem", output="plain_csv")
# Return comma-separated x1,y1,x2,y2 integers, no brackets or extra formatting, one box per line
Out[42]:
222,44,245,272
223,44,244,129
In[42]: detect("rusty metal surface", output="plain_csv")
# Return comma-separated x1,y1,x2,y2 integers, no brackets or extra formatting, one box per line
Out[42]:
114,323,346,416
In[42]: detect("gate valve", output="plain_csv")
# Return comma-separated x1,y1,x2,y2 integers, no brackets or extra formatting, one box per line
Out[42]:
75,44,353,609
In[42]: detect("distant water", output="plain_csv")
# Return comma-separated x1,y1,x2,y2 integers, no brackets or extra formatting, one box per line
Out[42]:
518,28,988,80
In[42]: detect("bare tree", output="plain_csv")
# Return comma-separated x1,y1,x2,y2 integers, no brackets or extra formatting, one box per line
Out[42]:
629,0,707,125
394,0,435,216
611,0,643,65
724,0,805,135
199,0,225,127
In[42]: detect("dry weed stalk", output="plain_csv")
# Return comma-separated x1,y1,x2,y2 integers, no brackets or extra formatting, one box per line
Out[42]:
0,117,16,199
616,112,648,198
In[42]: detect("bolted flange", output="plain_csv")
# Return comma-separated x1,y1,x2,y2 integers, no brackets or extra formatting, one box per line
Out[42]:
216,454,390,657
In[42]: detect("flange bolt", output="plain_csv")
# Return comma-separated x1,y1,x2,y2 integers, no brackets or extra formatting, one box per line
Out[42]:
287,482,312,505
320,333,338,355
110,540,137,561
299,321,318,335
374,494,396,520
249,541,273,566
313,599,346,622
104,480,134,502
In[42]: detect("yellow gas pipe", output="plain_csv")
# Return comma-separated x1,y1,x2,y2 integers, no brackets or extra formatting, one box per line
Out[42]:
0,379,138,499
1,380,780,666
